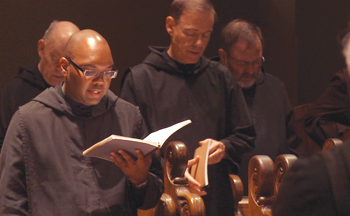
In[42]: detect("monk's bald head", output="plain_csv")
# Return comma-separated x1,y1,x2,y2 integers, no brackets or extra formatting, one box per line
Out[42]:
60,29,115,106
64,29,111,60
38,20,79,86
42,21,79,44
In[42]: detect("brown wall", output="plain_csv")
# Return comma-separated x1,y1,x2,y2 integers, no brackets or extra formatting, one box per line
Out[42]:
296,1,350,104
0,0,350,106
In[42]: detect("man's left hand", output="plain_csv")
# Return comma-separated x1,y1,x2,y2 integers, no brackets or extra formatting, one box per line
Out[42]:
199,139,228,165
110,149,152,184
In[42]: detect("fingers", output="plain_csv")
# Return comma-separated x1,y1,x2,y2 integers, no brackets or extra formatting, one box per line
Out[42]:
208,140,226,165
185,171,207,196
110,150,151,185
188,156,200,168
209,140,219,155
135,149,152,165
129,150,151,184
110,151,126,167
185,170,200,187
110,150,136,170
208,150,223,165
199,138,211,146
118,150,136,164
198,139,227,164
110,150,151,167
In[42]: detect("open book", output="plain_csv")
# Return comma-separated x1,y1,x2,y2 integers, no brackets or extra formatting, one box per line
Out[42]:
83,119,192,161
190,139,211,190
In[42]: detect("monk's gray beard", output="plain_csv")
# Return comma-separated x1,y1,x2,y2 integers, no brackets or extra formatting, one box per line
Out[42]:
237,79,256,89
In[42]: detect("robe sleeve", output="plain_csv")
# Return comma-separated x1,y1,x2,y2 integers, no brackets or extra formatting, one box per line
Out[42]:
0,110,29,216
128,172,163,210
120,68,137,106
304,69,350,146
272,153,336,215
220,72,256,170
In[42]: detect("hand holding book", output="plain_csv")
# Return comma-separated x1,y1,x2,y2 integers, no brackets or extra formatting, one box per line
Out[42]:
110,149,152,185
199,139,227,165
190,139,212,191
185,156,208,196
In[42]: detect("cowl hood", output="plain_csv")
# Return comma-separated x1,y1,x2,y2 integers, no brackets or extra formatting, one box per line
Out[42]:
32,83,118,118
17,65,51,89
254,67,266,86
143,46,211,77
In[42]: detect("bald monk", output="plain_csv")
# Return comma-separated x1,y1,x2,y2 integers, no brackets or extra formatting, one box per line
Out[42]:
0,20,80,150
0,29,163,216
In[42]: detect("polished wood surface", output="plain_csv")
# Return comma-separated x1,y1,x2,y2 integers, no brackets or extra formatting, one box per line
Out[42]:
248,155,274,216
140,150,299,216
138,141,205,216
229,154,298,216
273,154,298,197
322,138,343,151
230,174,245,216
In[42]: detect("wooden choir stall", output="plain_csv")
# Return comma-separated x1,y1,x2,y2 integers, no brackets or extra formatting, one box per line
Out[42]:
231,154,298,216
138,141,205,216
139,135,344,216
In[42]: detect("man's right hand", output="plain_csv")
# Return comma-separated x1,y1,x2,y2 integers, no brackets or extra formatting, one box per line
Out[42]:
185,156,207,196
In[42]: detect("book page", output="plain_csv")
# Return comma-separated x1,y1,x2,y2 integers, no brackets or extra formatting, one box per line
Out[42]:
143,119,192,146
83,135,158,161
83,119,192,162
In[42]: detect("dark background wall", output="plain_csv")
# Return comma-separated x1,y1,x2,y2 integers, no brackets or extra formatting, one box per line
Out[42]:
1,0,350,106
296,1,350,104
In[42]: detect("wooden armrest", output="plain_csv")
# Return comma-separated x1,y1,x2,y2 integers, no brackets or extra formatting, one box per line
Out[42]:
141,141,205,216
162,141,205,216
231,154,297,216
248,155,274,216
273,154,298,197
229,174,244,203
153,193,176,216
322,138,343,151
257,196,274,206
229,174,245,216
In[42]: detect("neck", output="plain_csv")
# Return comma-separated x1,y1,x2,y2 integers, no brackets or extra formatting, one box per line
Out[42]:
167,45,176,62
37,62,43,75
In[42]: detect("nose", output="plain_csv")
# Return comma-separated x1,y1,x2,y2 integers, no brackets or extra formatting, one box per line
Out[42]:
194,35,204,47
92,72,105,84
244,64,255,75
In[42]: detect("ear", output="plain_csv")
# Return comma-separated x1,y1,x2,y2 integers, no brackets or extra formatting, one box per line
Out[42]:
38,39,45,58
166,16,175,36
218,48,228,66
60,57,69,77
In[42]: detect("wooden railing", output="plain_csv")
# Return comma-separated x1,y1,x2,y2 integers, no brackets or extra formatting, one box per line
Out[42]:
231,154,298,216
138,141,205,216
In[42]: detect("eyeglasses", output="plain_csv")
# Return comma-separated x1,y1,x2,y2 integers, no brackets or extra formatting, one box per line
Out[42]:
228,55,265,68
67,58,118,79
